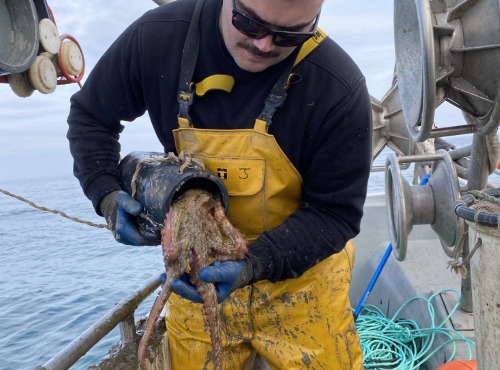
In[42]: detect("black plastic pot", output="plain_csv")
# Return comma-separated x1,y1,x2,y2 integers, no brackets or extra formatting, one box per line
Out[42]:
119,151,228,243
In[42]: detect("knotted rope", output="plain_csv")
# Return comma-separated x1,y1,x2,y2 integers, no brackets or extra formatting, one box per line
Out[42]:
447,189,500,277
447,232,482,278
357,289,475,369
466,189,500,205
130,151,205,198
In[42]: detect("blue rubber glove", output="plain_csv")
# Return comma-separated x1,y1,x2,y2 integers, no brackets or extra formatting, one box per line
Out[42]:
171,259,253,303
99,190,151,245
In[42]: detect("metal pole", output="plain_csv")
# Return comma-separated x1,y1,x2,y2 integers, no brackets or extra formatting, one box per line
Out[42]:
459,133,489,312
467,134,489,191
40,272,163,370
428,125,474,138
460,224,474,313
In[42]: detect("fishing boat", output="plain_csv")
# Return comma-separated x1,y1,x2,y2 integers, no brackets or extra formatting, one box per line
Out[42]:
2,0,499,369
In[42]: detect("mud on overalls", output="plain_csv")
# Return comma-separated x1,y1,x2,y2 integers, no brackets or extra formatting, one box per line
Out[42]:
165,1,363,368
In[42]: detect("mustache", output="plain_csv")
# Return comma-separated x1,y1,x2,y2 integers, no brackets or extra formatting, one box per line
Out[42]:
237,42,281,59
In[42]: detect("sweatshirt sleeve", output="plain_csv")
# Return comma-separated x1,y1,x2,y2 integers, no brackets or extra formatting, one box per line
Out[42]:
246,79,373,283
67,20,147,214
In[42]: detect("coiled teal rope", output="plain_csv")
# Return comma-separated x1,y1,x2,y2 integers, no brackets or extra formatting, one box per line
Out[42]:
356,289,475,369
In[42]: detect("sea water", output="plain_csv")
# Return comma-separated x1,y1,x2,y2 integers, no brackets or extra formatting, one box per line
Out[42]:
0,175,164,369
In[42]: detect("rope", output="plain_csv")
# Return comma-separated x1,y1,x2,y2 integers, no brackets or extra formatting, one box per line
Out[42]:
466,189,500,204
0,152,205,230
0,188,109,229
130,151,205,198
447,232,468,278
356,289,475,369
447,232,482,278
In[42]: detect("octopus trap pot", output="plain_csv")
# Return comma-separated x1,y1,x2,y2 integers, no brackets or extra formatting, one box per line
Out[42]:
119,151,229,243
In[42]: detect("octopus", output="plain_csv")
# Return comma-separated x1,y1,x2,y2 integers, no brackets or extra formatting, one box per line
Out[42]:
138,189,248,370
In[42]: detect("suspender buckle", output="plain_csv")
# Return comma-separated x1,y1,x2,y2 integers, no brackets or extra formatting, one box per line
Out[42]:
177,88,195,125
258,92,287,127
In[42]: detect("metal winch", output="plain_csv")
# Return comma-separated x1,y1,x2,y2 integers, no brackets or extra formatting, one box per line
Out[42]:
394,0,500,141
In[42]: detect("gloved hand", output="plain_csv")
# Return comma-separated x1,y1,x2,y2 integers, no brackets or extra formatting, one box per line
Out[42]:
170,259,253,303
99,190,152,245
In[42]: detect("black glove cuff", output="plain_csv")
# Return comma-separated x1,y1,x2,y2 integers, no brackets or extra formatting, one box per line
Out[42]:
99,190,119,232
240,256,255,286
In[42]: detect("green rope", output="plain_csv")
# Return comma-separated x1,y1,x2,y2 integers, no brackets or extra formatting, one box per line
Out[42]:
356,289,475,369
467,189,500,204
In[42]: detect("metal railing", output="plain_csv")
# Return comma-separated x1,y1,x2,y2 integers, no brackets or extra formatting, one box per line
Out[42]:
38,271,163,370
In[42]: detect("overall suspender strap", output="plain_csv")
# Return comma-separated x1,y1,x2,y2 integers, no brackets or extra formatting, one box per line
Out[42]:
177,0,205,127
256,27,328,129
256,51,298,128
294,28,328,68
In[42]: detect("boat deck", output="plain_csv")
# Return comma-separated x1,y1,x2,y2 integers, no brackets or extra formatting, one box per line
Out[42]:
351,193,476,369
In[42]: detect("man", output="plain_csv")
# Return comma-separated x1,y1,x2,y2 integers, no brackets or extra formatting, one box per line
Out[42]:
67,0,372,368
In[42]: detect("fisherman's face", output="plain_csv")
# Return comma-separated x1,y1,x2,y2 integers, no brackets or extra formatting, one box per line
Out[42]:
219,0,323,73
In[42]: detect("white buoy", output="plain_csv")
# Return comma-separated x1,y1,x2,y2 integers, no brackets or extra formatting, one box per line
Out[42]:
28,53,57,94
60,40,83,76
7,73,34,97
39,18,60,55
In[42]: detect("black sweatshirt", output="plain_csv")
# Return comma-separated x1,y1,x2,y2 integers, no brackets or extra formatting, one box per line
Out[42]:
67,0,373,283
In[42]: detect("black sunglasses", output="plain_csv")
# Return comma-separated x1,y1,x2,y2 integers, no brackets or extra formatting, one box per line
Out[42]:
231,0,320,47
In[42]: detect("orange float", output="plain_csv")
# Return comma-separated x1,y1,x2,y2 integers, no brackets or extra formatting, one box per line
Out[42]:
436,360,477,370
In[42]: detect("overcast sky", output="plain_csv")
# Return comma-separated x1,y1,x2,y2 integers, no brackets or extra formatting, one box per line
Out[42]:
0,0,463,182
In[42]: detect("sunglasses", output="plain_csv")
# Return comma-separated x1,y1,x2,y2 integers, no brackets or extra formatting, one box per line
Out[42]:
231,0,321,47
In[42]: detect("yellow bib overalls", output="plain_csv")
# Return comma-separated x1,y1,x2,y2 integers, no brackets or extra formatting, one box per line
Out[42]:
164,17,363,369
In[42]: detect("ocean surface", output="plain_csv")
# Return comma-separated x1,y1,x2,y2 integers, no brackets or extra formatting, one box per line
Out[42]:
0,137,491,369
0,175,164,370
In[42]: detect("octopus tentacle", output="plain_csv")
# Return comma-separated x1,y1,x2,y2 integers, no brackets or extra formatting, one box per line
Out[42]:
138,284,172,370
138,189,248,370
212,202,248,261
